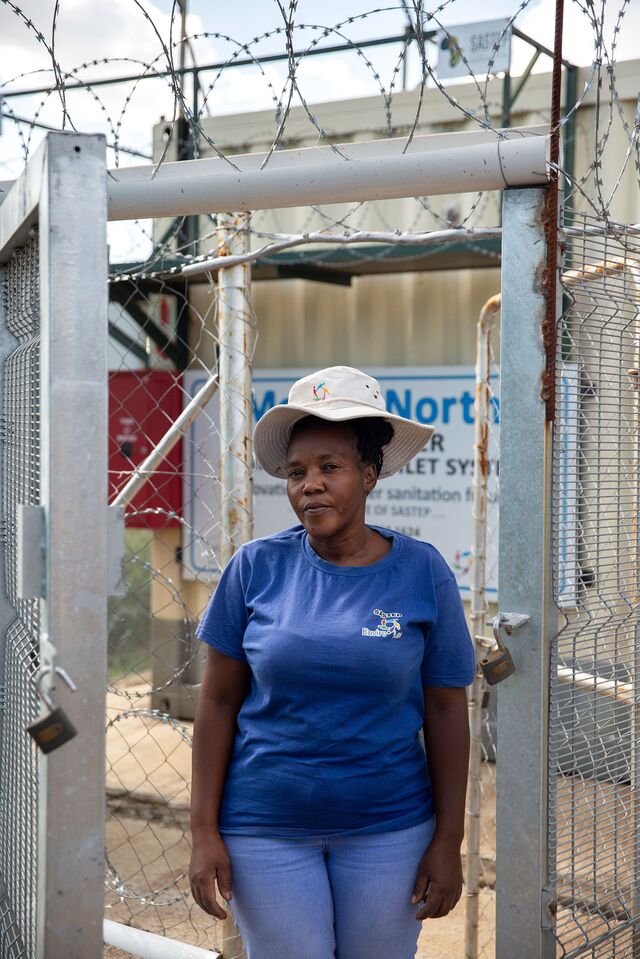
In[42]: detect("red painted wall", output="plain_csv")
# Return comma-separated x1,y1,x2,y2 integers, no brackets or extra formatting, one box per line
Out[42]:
109,371,183,528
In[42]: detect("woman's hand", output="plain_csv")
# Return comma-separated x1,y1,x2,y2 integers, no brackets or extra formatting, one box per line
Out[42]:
189,829,233,919
410,834,463,920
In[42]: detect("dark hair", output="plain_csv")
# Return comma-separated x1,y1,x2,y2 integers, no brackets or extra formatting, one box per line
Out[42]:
289,415,394,477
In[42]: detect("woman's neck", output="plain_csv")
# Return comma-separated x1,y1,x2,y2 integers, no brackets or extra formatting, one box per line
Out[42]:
308,525,391,567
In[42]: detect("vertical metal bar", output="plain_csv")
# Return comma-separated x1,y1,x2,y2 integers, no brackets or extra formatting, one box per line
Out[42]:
217,213,252,958
496,187,556,959
501,71,511,128
37,132,108,958
562,65,577,218
466,293,501,959
217,213,254,568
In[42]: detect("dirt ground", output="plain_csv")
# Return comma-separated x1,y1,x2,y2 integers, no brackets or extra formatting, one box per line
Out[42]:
104,680,496,958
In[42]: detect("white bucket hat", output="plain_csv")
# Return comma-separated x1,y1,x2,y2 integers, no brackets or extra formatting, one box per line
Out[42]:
253,366,434,479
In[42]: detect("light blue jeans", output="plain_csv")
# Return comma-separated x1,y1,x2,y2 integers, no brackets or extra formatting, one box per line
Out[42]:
222,818,436,959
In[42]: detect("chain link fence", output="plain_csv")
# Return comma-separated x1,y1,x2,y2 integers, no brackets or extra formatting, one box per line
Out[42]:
106,253,254,956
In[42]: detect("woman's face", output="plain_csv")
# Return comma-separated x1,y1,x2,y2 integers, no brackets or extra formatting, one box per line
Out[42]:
285,420,377,543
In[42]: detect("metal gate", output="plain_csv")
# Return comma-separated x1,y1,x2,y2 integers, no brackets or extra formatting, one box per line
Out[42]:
548,210,640,958
497,189,640,958
0,133,108,958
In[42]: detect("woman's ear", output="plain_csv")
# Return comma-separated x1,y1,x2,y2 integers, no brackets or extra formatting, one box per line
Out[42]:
364,463,378,495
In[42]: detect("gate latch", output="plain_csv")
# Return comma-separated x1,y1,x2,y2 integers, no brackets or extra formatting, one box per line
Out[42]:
480,612,530,686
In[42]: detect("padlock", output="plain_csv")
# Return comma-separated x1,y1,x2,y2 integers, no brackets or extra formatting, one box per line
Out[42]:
27,705,77,753
479,612,521,686
27,666,77,754
480,646,515,685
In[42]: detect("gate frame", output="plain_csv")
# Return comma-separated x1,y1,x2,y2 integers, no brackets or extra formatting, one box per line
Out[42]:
0,132,108,958
495,186,557,958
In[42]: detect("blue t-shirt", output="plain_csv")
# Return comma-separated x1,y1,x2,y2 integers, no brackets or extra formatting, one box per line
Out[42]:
196,525,476,837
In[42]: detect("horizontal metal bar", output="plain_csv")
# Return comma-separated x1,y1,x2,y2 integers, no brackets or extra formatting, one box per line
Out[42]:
181,226,502,278
108,128,549,221
3,33,430,100
556,666,634,705
104,919,220,958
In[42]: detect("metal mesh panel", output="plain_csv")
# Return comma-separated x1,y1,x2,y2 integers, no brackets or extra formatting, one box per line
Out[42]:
549,211,640,957
0,233,41,959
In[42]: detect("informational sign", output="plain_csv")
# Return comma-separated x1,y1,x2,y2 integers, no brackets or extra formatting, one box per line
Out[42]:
437,19,511,80
182,367,500,594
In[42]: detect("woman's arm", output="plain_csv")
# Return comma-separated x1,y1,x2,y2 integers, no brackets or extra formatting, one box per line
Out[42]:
190,646,251,918
411,685,470,920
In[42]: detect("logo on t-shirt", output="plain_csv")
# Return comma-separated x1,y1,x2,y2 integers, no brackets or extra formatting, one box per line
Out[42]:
361,608,403,639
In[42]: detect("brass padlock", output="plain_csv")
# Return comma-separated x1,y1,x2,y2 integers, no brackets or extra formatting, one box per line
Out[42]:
27,667,78,754
480,646,515,685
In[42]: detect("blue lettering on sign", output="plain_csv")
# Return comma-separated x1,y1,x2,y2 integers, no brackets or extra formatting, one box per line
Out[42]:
415,397,438,423
387,389,411,418
252,382,501,427
254,391,288,421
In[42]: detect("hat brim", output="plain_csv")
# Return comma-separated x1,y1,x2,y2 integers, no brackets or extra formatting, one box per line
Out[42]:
253,403,434,479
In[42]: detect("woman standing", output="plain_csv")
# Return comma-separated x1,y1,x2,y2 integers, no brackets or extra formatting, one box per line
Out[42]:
190,366,476,959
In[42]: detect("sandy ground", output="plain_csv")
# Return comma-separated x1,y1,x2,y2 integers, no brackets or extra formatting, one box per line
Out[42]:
104,680,497,958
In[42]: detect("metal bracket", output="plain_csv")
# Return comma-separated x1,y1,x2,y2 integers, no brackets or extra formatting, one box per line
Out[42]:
34,664,77,711
17,504,45,599
492,610,530,647
108,505,125,597
541,885,557,930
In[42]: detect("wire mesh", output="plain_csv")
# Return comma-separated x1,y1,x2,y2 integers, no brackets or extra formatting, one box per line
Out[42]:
549,210,640,958
0,233,41,959
105,268,253,956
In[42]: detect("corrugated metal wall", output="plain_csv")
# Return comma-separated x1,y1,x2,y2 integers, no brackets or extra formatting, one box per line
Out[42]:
251,268,501,368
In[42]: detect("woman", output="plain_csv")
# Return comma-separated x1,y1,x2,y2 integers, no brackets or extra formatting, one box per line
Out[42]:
190,365,476,959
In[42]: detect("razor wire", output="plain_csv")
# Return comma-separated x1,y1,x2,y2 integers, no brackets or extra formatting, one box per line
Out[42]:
1,2,639,958
1,0,637,272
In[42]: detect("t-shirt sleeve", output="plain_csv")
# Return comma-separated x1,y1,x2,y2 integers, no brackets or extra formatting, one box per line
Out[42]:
195,550,249,662
421,572,477,687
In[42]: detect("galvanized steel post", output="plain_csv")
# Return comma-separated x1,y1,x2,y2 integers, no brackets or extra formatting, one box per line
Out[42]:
38,133,109,958
217,212,254,567
466,292,501,959
496,188,556,959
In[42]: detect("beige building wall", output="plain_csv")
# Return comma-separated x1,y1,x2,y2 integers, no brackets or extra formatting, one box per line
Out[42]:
251,267,501,369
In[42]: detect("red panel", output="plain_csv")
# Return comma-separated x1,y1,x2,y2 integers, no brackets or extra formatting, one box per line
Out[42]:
109,371,183,528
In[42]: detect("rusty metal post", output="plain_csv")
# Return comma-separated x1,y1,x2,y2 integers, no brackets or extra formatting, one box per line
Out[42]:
496,187,556,959
216,213,253,959
465,293,501,959
217,212,254,567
